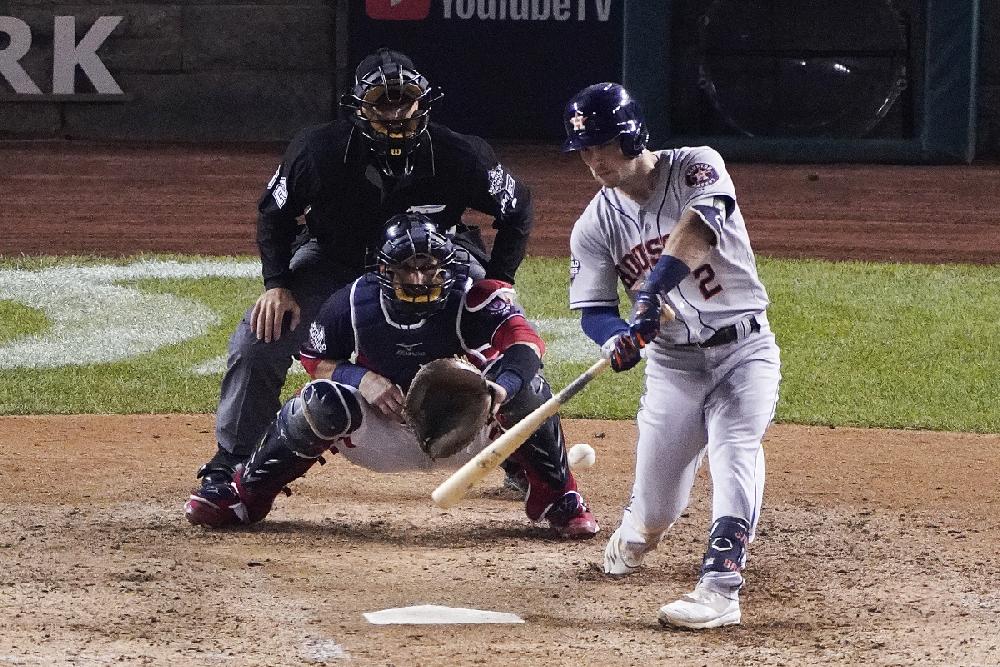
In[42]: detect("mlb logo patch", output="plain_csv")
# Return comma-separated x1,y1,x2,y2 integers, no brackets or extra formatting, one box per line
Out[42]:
685,163,719,188
366,0,431,20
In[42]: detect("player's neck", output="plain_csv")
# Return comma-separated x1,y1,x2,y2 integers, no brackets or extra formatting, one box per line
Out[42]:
615,151,659,204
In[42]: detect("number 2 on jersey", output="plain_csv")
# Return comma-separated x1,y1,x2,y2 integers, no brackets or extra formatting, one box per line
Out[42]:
693,264,723,299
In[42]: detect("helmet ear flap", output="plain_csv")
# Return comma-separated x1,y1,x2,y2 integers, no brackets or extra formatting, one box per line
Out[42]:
619,123,648,157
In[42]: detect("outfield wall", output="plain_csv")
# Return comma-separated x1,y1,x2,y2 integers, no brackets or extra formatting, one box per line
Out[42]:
2,1,1000,157
0,1,337,141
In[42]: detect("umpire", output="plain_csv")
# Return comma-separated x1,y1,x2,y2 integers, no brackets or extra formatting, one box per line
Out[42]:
190,47,533,499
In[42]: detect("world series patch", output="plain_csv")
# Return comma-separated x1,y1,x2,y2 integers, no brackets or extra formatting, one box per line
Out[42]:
685,163,719,188
308,321,326,353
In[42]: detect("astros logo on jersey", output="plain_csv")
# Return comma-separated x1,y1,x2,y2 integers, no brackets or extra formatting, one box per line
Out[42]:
685,163,719,188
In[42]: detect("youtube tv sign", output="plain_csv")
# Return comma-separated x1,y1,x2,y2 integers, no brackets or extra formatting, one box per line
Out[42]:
350,1,622,140
365,0,431,21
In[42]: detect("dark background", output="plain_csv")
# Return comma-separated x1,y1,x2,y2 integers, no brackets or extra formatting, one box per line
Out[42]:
0,0,997,157
346,2,623,140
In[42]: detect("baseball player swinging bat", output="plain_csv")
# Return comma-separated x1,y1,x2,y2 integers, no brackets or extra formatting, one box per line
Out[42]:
431,303,675,509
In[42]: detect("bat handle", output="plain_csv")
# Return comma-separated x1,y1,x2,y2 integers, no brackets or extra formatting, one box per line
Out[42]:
556,357,610,404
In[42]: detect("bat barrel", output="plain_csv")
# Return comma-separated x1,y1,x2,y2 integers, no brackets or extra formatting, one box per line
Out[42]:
431,357,611,508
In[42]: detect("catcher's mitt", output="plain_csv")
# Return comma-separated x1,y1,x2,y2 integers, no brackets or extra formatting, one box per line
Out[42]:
406,358,494,460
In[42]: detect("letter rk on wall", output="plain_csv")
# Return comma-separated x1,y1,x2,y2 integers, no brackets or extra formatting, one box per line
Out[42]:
0,16,124,96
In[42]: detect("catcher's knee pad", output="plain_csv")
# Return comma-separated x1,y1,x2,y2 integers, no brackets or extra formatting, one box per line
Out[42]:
700,516,750,577
279,379,362,457
497,373,550,423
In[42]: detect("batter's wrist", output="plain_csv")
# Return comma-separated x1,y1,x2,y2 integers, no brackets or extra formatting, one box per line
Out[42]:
643,254,691,295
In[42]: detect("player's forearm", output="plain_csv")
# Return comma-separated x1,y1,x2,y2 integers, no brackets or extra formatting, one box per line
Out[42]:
580,306,628,346
641,208,716,296
300,357,366,387
487,342,541,402
662,207,716,268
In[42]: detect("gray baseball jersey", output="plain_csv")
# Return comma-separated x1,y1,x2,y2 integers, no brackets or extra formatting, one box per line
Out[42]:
569,146,770,345
571,146,782,597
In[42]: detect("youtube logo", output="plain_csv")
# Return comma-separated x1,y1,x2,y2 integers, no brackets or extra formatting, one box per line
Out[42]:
366,0,431,20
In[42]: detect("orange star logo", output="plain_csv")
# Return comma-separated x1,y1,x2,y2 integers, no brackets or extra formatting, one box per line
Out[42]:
570,111,586,131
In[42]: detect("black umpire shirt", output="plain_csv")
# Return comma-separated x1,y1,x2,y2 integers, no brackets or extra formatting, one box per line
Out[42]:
256,120,533,290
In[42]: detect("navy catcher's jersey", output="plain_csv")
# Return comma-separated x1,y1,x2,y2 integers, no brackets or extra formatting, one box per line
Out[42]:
257,120,533,289
300,276,526,391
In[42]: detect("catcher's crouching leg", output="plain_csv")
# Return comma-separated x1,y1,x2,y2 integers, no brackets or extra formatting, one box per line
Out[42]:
498,374,600,539
186,380,362,527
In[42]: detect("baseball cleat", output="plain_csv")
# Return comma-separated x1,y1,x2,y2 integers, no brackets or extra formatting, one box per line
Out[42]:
602,526,647,575
501,468,529,499
657,582,741,630
184,481,248,528
546,491,600,539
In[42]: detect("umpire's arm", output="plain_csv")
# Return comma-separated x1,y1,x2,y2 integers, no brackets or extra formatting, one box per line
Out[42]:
256,134,320,290
468,140,534,284
485,179,532,284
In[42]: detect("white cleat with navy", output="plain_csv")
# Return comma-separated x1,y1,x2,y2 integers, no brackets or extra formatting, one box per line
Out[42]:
657,582,741,629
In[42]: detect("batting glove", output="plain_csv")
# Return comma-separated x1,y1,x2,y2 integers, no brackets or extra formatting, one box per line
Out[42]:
628,291,661,346
602,332,643,372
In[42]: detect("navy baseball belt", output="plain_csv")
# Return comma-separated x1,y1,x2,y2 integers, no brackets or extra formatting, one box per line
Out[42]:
683,316,761,349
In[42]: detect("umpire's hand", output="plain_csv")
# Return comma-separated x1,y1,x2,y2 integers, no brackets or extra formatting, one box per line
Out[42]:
251,287,301,343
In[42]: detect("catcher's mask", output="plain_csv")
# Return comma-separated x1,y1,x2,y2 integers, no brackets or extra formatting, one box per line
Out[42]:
562,82,648,158
374,213,466,321
341,48,442,177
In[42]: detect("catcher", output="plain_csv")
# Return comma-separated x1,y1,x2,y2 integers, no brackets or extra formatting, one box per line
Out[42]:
184,213,599,539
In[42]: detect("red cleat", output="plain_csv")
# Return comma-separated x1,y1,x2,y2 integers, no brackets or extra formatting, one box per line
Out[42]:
545,491,600,539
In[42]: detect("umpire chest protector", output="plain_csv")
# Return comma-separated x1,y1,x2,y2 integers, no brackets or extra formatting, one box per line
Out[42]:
276,122,503,275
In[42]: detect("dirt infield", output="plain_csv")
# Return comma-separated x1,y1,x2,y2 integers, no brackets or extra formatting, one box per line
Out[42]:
2,142,999,665
3,416,999,665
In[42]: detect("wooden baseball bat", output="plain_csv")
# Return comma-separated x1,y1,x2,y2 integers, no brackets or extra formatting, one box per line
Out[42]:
431,357,610,508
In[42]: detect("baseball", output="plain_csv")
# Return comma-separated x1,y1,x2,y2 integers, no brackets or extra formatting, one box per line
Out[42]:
567,443,596,470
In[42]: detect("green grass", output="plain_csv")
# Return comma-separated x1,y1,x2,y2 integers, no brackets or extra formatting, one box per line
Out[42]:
761,258,1000,431
0,300,50,344
500,255,1000,431
0,255,997,433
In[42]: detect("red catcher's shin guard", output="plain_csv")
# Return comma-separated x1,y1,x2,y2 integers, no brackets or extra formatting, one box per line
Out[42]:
234,452,319,524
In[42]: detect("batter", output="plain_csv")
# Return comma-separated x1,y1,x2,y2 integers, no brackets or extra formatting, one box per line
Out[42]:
562,82,781,629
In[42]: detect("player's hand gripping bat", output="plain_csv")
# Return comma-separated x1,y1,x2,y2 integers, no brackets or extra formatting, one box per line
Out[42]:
431,302,675,508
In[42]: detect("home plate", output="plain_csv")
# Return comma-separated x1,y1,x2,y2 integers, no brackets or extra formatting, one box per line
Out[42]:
363,604,525,625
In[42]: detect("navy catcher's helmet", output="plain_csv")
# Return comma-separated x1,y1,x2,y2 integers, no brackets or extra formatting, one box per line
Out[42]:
341,48,442,176
562,82,649,157
374,213,466,320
